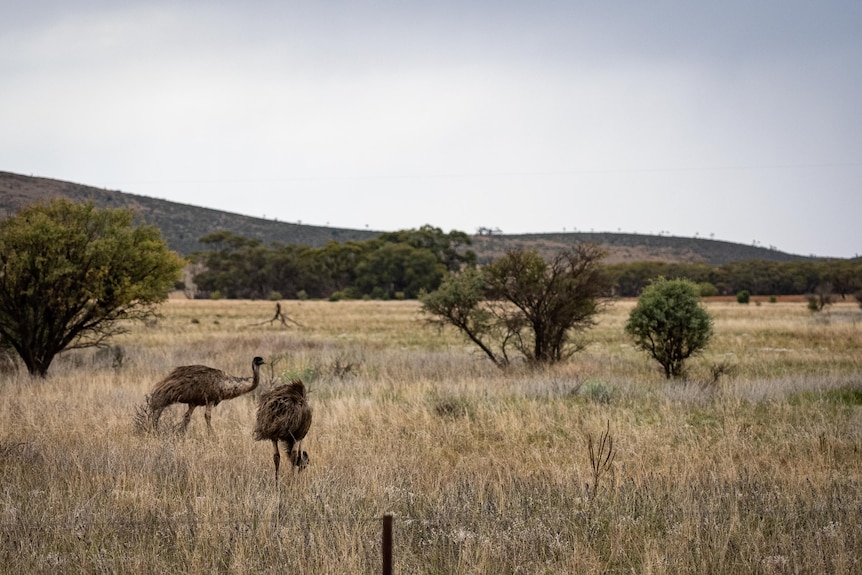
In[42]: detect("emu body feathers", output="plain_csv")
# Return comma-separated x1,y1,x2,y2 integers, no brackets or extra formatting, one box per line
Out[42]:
144,356,265,433
254,378,313,478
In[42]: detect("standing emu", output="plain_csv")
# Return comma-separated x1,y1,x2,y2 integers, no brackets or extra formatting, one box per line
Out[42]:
254,378,313,479
143,356,266,433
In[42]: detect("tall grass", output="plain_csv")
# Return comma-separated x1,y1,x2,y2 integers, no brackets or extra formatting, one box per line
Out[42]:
1,299,860,573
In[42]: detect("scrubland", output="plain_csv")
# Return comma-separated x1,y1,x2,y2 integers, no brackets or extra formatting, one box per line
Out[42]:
1,298,860,574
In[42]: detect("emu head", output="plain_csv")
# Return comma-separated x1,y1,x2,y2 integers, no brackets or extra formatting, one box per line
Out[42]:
294,450,309,470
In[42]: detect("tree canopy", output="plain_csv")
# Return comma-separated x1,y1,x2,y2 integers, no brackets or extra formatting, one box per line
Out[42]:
192,225,472,300
0,200,185,376
422,245,610,367
625,277,714,379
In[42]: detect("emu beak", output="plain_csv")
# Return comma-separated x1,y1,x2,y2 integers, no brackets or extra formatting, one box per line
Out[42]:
297,451,309,470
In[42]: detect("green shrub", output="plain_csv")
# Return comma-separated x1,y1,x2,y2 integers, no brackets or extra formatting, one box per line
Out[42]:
626,278,714,379
581,379,612,404
267,291,283,301
737,290,750,304
697,282,718,297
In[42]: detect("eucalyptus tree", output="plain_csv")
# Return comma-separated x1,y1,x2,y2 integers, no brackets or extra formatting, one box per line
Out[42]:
0,199,184,376
422,245,610,367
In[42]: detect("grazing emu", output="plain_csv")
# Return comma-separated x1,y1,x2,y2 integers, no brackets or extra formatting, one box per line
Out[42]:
254,378,313,479
144,356,265,433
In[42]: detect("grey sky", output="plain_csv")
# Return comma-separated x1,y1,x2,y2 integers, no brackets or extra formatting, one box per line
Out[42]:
2,1,860,257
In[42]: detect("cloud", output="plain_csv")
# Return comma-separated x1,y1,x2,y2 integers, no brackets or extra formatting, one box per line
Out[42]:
1,1,860,257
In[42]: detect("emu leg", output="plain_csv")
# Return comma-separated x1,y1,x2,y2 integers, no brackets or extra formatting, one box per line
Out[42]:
204,403,214,433
271,439,281,480
150,407,164,431
180,405,196,432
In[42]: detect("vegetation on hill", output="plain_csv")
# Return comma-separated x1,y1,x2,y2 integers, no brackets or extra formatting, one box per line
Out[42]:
0,171,379,255
471,232,818,265
0,170,833,264
3,172,859,303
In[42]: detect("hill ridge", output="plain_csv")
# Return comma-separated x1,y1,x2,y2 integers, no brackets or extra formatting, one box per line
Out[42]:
0,171,823,264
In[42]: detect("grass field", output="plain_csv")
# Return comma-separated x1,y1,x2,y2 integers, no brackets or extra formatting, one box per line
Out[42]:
1,298,861,574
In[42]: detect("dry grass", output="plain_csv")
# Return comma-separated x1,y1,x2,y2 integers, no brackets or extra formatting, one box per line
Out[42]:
1,298,861,574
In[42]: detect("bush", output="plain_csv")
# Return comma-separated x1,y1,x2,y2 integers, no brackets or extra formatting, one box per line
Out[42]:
737,290,750,304
580,379,612,404
807,285,834,312
697,282,718,297
626,277,714,379
268,291,283,301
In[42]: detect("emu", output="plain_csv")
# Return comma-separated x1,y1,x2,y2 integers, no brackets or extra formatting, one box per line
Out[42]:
254,378,313,479
145,356,265,434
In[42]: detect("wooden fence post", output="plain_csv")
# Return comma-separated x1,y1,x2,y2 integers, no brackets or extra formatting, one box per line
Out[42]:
382,513,393,575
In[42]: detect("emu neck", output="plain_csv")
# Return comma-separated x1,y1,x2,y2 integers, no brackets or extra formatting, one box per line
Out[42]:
247,364,261,393
222,363,261,400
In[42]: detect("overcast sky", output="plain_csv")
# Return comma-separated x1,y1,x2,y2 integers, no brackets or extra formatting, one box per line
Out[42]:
2,1,860,258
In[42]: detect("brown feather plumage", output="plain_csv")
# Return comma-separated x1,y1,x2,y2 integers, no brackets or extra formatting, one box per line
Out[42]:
143,356,265,433
254,378,313,478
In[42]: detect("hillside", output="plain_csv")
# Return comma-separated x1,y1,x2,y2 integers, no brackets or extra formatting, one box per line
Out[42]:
0,171,821,264
0,171,378,255
469,232,818,265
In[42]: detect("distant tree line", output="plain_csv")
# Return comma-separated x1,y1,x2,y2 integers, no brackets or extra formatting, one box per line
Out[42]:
189,228,861,302
606,260,862,299
190,226,476,300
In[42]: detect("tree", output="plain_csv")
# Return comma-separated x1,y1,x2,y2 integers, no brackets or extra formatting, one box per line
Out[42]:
377,225,476,271
0,200,185,376
309,240,366,297
625,277,713,379
189,227,473,301
421,245,610,367
820,260,861,300
807,282,833,312
354,243,446,299
420,266,502,365
194,232,269,299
